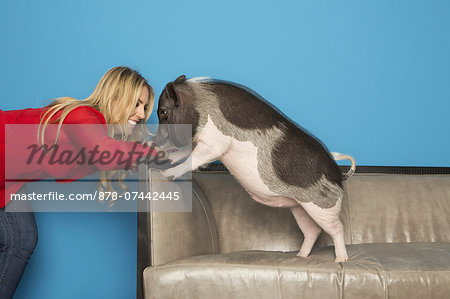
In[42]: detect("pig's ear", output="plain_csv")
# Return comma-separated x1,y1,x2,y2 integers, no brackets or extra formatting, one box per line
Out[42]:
174,75,186,84
165,82,180,107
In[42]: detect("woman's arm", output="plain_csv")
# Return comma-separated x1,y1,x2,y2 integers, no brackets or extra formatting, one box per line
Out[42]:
62,106,162,171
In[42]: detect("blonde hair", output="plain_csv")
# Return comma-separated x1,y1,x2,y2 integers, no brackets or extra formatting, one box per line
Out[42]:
38,66,154,201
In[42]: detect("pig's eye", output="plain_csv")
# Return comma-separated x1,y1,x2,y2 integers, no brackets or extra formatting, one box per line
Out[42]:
159,109,168,118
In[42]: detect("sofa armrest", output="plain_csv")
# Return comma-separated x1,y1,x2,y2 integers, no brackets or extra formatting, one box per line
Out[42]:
147,170,219,266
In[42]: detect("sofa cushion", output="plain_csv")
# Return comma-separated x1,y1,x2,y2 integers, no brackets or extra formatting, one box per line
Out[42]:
144,243,450,299
346,174,450,244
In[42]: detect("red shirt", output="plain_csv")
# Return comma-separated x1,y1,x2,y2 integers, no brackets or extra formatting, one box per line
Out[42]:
0,106,156,207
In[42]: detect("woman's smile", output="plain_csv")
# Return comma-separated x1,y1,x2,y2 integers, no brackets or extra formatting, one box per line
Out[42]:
126,85,149,133
128,119,138,127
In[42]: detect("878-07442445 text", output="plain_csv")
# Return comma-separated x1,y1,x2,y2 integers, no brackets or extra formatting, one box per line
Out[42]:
10,191,180,202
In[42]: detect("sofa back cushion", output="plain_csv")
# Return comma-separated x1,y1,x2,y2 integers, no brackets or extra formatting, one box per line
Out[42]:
346,174,450,244
192,171,450,253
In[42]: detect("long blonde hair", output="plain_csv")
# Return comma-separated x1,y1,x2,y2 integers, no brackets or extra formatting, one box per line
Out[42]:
38,66,154,197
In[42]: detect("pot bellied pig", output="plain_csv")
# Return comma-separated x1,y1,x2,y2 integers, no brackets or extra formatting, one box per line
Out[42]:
154,75,356,262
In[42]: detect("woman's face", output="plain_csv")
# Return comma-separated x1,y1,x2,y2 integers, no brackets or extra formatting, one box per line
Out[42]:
126,85,149,134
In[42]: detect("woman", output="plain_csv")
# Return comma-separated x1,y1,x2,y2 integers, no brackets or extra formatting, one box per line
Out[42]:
0,66,161,298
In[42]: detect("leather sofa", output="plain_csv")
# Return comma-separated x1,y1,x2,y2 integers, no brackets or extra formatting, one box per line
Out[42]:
138,165,450,298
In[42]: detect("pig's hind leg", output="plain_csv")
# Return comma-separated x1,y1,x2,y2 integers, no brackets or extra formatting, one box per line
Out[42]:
299,199,348,263
247,193,322,258
290,205,323,258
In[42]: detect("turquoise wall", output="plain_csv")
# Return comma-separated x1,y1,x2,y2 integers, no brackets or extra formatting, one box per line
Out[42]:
1,1,449,298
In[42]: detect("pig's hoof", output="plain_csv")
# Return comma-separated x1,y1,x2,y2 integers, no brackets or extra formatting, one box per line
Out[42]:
334,255,349,263
160,170,176,181
296,251,309,258
167,152,185,164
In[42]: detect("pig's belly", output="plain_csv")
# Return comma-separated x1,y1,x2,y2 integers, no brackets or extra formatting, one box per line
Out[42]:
220,138,298,208
220,138,271,195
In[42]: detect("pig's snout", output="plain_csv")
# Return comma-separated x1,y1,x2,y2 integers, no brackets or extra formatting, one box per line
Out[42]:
152,126,168,148
153,124,192,149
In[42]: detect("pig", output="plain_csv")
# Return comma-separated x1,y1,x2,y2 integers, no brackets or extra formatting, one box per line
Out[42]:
153,75,356,262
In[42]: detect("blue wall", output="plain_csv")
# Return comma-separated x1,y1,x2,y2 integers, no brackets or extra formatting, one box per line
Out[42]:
1,0,449,298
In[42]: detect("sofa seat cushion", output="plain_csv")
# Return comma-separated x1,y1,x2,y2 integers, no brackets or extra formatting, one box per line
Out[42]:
144,243,450,299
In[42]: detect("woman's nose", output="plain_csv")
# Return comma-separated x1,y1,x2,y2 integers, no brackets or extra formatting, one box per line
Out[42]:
136,106,145,119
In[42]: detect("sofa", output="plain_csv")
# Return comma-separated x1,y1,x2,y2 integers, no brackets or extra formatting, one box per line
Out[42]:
137,164,450,299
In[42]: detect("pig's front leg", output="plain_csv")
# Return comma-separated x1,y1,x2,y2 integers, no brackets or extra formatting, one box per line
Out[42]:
160,138,230,180
167,146,192,164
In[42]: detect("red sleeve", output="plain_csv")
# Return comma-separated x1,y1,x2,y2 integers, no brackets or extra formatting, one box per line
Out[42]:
63,106,107,126
62,106,158,171
0,109,5,207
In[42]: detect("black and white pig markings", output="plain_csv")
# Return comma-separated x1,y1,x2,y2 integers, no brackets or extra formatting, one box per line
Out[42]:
154,75,356,263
